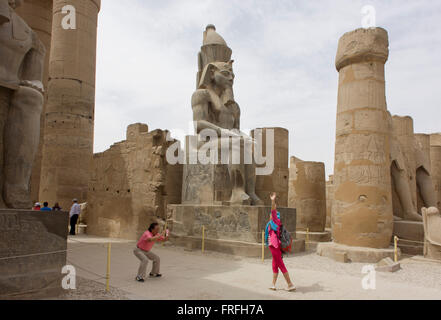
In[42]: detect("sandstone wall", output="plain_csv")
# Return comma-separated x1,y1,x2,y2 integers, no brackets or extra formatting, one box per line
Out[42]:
430,133,441,210
252,127,289,207
288,157,326,232
0,209,68,298
325,175,334,229
87,124,182,240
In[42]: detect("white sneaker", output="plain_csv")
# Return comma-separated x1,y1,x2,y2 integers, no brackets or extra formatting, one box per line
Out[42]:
269,285,276,291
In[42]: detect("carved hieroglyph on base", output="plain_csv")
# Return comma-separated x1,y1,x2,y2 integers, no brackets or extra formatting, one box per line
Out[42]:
0,0,45,208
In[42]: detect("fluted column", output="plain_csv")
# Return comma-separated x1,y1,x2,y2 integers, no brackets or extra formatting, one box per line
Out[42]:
39,0,100,209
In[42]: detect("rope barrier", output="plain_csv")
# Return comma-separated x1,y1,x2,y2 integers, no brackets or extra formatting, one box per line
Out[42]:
66,259,107,280
397,238,425,245
0,242,99,261
0,236,119,262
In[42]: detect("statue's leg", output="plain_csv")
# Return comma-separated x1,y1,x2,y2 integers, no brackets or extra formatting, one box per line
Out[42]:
227,137,250,204
228,163,250,204
416,167,437,209
0,87,11,208
391,161,422,221
3,86,43,209
245,163,263,205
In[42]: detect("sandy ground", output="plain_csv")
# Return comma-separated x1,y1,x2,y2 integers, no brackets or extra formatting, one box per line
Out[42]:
58,235,441,300
57,276,129,300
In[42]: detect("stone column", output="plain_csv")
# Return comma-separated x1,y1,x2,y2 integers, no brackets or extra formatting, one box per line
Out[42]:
318,28,395,262
430,134,441,210
288,158,331,242
39,0,100,209
252,127,289,207
15,0,53,203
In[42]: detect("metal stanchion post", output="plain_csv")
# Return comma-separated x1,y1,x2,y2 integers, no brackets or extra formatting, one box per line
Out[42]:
306,228,309,250
106,243,111,292
202,226,205,254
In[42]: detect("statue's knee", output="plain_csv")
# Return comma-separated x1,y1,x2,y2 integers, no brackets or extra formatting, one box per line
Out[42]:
11,86,44,114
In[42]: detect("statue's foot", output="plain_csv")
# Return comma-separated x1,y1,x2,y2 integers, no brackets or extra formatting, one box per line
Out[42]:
3,183,32,209
248,192,264,206
230,189,251,205
404,211,423,222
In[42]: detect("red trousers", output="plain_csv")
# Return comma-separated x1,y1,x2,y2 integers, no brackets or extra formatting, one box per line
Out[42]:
269,245,287,274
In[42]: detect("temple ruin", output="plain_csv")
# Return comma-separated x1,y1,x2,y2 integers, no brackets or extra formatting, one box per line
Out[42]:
1,0,441,298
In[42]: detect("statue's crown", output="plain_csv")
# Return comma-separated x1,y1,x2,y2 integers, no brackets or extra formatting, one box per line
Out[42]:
196,25,232,87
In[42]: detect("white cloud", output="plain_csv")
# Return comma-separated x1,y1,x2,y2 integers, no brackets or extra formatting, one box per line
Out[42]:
95,0,441,177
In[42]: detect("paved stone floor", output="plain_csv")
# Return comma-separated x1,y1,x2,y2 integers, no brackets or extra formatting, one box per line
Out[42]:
61,235,441,300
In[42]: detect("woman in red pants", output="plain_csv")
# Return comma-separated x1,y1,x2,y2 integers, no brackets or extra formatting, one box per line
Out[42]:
265,192,296,291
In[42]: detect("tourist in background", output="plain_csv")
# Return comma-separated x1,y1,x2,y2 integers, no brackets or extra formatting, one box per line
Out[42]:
52,202,62,211
40,202,52,211
32,202,41,211
265,192,296,292
69,199,81,235
133,222,169,282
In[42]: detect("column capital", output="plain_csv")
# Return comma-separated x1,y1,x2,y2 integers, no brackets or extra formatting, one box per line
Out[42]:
336,27,389,71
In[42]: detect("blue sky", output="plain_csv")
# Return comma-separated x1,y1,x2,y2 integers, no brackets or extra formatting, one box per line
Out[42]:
94,0,441,177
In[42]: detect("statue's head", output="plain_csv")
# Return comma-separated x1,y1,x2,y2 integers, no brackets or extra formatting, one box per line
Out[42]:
8,0,24,9
199,60,235,90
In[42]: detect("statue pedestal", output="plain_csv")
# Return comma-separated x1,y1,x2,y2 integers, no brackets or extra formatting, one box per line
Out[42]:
0,209,68,298
316,242,399,263
167,204,305,257
393,220,424,255
182,162,233,204
182,135,235,204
